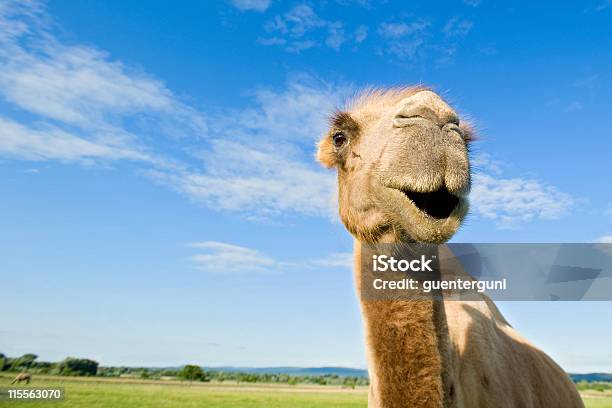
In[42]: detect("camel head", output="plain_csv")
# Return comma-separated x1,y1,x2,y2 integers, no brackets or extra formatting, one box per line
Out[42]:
317,88,473,244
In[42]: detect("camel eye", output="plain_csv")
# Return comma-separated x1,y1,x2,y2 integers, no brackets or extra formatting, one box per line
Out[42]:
333,132,347,148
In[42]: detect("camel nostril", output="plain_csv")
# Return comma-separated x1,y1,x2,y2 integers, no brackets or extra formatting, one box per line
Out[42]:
443,122,465,139
443,122,461,131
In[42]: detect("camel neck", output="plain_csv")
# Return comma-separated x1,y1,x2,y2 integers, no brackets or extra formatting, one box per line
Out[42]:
354,241,453,408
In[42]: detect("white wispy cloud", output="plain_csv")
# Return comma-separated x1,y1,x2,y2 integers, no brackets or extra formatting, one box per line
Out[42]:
354,25,368,43
229,0,271,12
471,152,503,175
187,241,352,273
594,0,612,12
146,141,336,217
0,0,205,164
378,21,430,39
376,19,430,59
261,4,347,52
0,1,342,219
0,117,149,163
471,173,573,229
463,0,482,7
188,241,278,273
257,4,474,62
0,46,194,128
375,16,477,64
595,235,612,243
146,75,349,218
257,37,286,46
224,75,350,144
266,4,322,35
311,252,353,269
334,0,373,6
469,152,574,228
443,17,473,37
325,21,346,50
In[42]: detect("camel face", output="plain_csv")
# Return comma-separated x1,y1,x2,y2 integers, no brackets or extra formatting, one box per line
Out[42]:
318,88,473,243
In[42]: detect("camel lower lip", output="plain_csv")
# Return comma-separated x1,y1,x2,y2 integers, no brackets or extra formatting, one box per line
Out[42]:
400,187,459,219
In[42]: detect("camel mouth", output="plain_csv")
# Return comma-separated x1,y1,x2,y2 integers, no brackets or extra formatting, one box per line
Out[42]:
400,187,459,219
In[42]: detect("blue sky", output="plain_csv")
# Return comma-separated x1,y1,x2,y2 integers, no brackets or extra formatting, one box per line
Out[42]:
0,0,611,372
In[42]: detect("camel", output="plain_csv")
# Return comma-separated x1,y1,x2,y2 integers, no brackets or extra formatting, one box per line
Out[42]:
11,372,31,384
316,88,583,407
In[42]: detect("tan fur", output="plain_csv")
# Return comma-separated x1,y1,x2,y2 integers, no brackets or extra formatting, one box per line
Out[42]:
11,372,31,384
317,88,583,407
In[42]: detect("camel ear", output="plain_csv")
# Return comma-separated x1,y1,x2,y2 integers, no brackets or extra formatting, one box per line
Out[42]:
316,136,337,168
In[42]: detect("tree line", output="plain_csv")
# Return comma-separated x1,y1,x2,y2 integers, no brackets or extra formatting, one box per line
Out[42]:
5,353,609,390
575,380,612,392
0,353,97,376
0,353,368,387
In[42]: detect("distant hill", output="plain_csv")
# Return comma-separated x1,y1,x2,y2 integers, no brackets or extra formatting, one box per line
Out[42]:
203,366,368,377
173,366,612,382
570,373,612,382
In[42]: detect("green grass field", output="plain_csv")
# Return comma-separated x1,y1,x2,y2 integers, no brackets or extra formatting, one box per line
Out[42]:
1,374,610,407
